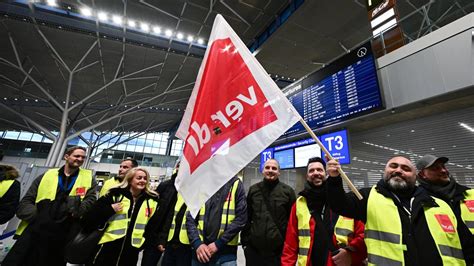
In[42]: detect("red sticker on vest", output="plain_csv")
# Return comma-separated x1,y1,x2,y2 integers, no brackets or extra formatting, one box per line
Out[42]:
435,214,456,233
465,200,474,213
75,187,86,196
145,207,154,217
225,191,232,202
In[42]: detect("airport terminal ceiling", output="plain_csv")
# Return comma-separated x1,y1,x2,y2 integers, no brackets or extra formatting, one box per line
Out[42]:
0,0,473,136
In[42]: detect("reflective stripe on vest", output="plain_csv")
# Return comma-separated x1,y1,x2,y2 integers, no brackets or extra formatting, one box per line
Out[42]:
16,168,93,236
99,196,157,248
99,178,120,197
334,215,354,247
197,179,240,246
167,193,190,244
366,186,407,266
366,186,465,266
460,189,474,234
0,180,15,198
131,198,158,248
425,197,465,265
295,196,311,266
99,196,131,245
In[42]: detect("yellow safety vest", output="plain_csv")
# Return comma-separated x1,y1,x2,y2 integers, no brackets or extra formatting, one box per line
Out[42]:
197,179,240,246
99,195,158,248
0,180,15,198
366,186,465,266
167,193,190,244
99,178,120,197
334,215,355,247
16,168,93,236
460,189,474,234
295,196,311,266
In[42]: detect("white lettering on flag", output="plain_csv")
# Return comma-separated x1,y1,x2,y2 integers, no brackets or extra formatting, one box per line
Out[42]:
175,14,301,217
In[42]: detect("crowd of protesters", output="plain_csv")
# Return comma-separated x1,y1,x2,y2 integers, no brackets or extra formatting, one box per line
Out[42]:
1,145,473,266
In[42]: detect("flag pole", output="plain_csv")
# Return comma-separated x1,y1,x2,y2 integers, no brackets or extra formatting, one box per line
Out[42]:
299,118,363,200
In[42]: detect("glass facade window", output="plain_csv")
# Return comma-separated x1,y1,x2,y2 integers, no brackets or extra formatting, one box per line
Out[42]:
0,130,184,159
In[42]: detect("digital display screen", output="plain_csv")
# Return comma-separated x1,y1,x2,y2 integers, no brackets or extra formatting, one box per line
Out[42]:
284,41,383,137
274,149,294,169
294,144,322,168
260,129,351,170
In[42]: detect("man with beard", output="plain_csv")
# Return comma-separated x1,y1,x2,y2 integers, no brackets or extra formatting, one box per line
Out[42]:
281,157,366,266
3,146,97,266
327,156,473,265
100,158,138,196
242,159,296,266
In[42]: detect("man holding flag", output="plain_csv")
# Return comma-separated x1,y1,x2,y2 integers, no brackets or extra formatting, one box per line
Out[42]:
174,13,300,218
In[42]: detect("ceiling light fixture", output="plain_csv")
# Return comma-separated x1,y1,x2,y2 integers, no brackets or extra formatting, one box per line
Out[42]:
46,0,57,7
140,23,150,32
127,20,136,28
152,26,161,34
187,35,194,42
97,12,108,22
165,29,173,37
460,122,474,132
176,32,184,39
197,38,204,45
112,15,123,25
80,7,92,17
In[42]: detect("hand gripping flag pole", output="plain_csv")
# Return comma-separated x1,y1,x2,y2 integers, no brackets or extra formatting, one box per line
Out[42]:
299,118,363,200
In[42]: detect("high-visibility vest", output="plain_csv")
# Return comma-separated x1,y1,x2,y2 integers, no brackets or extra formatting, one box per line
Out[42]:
334,215,355,247
167,193,190,244
16,168,93,236
460,189,474,234
99,178,120,197
295,196,311,266
197,179,240,246
0,180,15,198
99,195,158,248
366,186,465,266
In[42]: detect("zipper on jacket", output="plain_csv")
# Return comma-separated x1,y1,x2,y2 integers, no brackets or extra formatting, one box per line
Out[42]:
116,201,134,265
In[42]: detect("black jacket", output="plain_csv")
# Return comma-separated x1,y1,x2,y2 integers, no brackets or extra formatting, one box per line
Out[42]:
81,187,160,266
153,174,179,246
241,179,295,254
0,179,20,224
327,176,474,266
186,176,247,255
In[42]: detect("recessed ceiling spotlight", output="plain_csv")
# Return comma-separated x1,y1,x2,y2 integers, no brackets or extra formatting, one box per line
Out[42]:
80,7,92,17
176,32,184,39
112,15,123,25
165,29,173,37
35,99,38,102
128,20,136,28
197,38,204,45
97,12,108,22
140,23,150,32
152,26,161,34
187,35,194,42
46,0,57,7
25,99,29,101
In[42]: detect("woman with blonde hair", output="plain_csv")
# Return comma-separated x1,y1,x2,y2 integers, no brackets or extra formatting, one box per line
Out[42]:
81,167,160,266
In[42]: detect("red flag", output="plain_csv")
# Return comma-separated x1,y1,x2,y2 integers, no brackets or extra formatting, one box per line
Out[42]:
176,14,300,217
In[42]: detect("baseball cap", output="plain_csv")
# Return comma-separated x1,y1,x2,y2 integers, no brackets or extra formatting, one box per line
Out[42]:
416,154,449,171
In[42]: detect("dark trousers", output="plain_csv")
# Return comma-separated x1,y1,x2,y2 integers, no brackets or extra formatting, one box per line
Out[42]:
141,245,163,266
162,243,192,266
244,245,281,266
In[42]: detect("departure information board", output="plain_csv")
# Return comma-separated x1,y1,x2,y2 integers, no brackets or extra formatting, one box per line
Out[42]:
284,41,383,137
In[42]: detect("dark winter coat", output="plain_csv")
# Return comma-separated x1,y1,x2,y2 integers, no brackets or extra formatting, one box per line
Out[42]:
241,178,296,254
0,179,20,224
81,187,160,266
